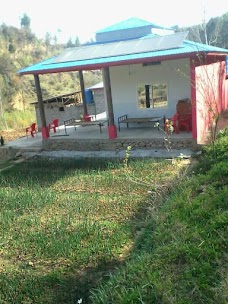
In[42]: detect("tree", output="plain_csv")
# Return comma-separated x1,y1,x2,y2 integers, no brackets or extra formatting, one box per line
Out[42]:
53,35,57,45
207,13,228,49
181,12,228,48
20,13,31,28
45,32,52,53
75,36,81,47
185,17,223,47
45,32,52,46
8,43,16,54
66,37,74,48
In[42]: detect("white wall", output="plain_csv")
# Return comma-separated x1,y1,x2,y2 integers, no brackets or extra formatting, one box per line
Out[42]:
35,103,96,131
92,88,106,114
109,58,191,126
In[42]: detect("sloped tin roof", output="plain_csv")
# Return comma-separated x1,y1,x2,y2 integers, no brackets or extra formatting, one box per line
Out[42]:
87,82,103,90
18,36,228,76
53,32,188,64
96,17,157,33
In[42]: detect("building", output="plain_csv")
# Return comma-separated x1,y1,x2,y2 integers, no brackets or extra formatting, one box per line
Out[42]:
18,17,228,143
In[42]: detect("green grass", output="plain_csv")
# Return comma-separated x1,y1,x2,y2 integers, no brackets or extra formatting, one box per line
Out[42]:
0,157,182,303
0,133,227,303
90,133,228,304
0,109,36,130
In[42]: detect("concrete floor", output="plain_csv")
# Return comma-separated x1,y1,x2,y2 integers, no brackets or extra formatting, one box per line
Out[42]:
1,123,198,160
5,123,192,150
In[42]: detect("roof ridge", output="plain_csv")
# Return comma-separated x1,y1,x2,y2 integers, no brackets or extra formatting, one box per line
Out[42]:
96,17,169,34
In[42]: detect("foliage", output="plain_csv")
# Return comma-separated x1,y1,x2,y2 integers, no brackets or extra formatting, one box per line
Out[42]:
154,120,173,154
123,145,131,168
20,13,31,28
202,126,228,164
0,109,36,130
180,12,228,48
0,21,102,115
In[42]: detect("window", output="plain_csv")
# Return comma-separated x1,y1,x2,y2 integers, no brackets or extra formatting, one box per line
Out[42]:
137,83,168,108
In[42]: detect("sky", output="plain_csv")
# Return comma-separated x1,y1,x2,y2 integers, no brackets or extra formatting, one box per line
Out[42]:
1,0,228,44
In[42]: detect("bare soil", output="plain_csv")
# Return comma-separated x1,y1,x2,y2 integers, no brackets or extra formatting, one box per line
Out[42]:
0,129,25,143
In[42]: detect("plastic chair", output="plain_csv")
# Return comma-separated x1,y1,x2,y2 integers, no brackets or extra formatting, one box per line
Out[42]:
26,123,37,138
164,113,179,134
49,119,59,133
178,114,192,132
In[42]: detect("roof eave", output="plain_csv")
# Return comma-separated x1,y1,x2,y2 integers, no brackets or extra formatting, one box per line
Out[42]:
18,51,227,76
18,52,199,76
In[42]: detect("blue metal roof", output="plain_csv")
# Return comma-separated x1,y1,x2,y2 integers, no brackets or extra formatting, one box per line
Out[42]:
96,17,163,34
18,39,228,76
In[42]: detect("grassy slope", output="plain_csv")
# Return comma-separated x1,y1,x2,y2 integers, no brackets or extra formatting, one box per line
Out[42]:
0,131,227,304
90,132,228,304
0,157,183,303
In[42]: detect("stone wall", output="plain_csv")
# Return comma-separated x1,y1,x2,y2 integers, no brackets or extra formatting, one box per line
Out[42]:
93,88,106,114
0,147,18,163
43,137,199,152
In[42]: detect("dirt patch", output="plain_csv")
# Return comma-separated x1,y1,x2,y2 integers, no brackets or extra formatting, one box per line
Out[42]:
0,129,25,143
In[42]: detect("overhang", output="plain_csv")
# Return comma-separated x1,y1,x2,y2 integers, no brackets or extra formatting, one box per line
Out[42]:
17,36,228,76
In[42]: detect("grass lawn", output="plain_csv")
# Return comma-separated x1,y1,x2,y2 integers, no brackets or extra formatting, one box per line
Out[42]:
0,157,183,303
0,131,227,303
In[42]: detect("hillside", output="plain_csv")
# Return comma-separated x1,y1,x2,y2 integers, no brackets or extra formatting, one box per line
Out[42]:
0,21,102,118
179,12,228,49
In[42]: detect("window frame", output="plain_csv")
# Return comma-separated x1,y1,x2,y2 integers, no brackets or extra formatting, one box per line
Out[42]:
137,82,168,109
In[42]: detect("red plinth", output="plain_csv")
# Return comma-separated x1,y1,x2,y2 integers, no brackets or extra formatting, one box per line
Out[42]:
41,126,49,139
108,125,117,139
83,114,92,121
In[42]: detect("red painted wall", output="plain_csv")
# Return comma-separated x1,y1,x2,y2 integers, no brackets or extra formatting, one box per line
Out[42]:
190,59,197,139
195,61,226,143
224,78,228,109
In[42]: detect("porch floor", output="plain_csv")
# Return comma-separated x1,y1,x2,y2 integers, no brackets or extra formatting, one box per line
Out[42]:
60,124,193,140
5,123,196,152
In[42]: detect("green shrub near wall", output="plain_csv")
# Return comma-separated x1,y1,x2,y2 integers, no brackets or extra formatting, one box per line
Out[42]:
0,109,36,130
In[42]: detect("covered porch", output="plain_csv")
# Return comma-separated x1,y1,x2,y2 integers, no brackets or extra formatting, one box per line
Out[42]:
6,122,197,152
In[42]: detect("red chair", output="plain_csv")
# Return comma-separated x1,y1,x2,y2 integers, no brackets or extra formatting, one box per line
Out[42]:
178,114,192,132
164,113,179,134
49,119,59,133
26,123,37,138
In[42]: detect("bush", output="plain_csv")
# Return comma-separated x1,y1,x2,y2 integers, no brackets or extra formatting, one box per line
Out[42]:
0,109,36,130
